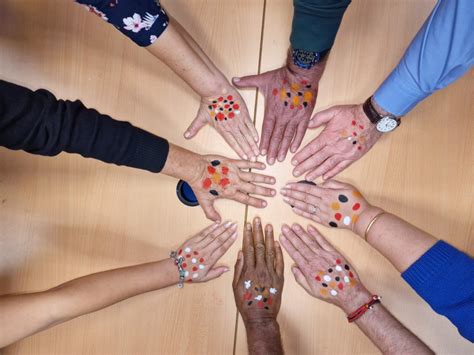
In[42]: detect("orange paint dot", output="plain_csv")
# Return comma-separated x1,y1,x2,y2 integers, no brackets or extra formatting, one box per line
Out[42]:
303,91,313,102
212,173,221,184
352,191,362,198
320,288,328,297
331,202,340,211
352,215,359,224
292,96,300,106
291,83,300,91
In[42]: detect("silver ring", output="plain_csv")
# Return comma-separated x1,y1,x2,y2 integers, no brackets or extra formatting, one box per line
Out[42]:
309,205,318,214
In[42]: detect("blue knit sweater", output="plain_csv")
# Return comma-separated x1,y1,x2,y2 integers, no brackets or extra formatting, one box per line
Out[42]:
402,240,474,342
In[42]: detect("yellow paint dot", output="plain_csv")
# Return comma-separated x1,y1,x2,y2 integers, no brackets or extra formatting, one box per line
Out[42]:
339,129,348,138
212,173,221,184
292,96,299,105
352,191,362,198
319,288,328,297
359,136,366,144
210,111,215,117
350,279,358,287
303,91,313,101
352,215,359,224
280,88,286,101
291,83,300,92
331,202,340,211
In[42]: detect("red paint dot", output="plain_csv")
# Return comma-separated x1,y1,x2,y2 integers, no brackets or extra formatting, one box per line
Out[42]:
353,132,357,136
290,104,295,109
233,104,240,110
220,178,230,188
335,213,342,221
212,104,217,108
301,80,308,85
224,104,230,108
352,203,360,211
257,301,264,309
315,275,321,281
218,97,224,101
352,120,356,126
338,282,344,290
194,251,199,255
207,166,216,174
216,112,225,121
228,112,235,119
182,263,187,268
192,266,198,271
298,105,303,110
357,146,362,151
268,297,273,305
336,259,341,264
186,254,192,258
272,88,278,96
203,178,212,189
349,271,354,278
187,279,193,282
243,292,252,301
199,257,205,263
178,249,182,255
221,166,229,175
359,125,364,129
227,95,233,100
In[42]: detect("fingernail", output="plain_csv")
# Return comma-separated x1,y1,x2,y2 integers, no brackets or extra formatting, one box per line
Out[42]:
225,221,232,227
271,190,276,196
265,224,273,231
282,225,289,232
293,224,301,230
184,132,191,138
243,154,249,160
255,217,261,224
285,183,292,188
292,159,298,165
232,231,238,238
223,267,230,272
293,170,301,177
262,201,267,207
246,222,252,230
233,77,240,82
261,149,267,155
280,188,287,194
231,223,238,230
271,178,276,184
283,196,290,203
268,158,275,165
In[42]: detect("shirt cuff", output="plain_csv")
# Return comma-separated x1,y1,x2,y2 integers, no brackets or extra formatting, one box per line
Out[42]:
131,129,170,173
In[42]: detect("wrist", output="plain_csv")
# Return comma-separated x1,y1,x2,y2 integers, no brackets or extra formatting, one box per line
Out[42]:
199,74,230,98
161,144,206,183
371,96,392,117
339,285,373,314
160,258,182,287
354,206,384,238
286,49,326,79
244,317,279,331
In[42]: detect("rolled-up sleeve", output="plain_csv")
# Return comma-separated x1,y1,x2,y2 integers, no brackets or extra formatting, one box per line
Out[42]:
76,0,169,47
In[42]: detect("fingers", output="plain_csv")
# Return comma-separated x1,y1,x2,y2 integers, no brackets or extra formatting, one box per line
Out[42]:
240,171,276,185
221,129,247,160
277,122,297,162
209,226,238,262
305,155,344,181
291,266,313,295
192,222,221,243
291,223,321,254
280,186,321,206
200,201,221,222
243,222,255,268
284,182,325,197
267,124,286,165
232,128,256,161
274,241,284,278
293,146,333,178
319,179,351,190
281,224,314,260
232,191,267,208
292,207,322,224
232,74,263,89
279,233,307,266
240,182,276,197
184,114,207,139
292,135,326,169
290,119,308,153
282,196,319,215
264,224,275,270
198,221,236,249
202,266,230,281
322,160,353,180
232,250,244,287
244,115,259,143
233,160,266,170
307,225,336,252
308,107,338,129
253,217,266,268
259,114,276,156
238,123,260,159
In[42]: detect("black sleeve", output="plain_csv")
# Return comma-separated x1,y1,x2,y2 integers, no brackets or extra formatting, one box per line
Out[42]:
0,80,169,173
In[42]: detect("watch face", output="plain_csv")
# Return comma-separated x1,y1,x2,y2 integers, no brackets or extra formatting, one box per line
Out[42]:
376,117,398,132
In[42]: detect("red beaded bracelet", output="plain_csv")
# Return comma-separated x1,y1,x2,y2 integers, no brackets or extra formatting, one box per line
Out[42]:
347,295,381,323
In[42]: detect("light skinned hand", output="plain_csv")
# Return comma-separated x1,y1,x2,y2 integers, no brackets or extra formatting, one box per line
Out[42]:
292,104,382,180
280,180,370,230
175,221,238,283
233,217,284,324
190,156,276,222
280,223,369,311
233,59,325,165
184,86,260,161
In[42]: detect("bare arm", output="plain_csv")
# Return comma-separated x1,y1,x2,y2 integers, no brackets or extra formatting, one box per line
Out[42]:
0,222,237,348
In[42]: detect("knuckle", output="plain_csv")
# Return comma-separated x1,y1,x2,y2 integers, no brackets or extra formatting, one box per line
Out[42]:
255,243,266,254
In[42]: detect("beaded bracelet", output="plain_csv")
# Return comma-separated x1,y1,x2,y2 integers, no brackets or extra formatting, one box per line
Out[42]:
169,251,186,288
347,295,382,323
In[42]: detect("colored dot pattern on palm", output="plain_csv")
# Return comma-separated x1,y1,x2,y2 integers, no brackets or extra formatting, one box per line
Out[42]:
272,79,314,110
243,280,277,310
201,160,231,196
339,118,367,151
315,259,357,297
178,247,205,282
328,192,362,228
207,95,241,122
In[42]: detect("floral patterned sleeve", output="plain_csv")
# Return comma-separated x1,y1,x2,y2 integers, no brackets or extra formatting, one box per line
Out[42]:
76,0,169,47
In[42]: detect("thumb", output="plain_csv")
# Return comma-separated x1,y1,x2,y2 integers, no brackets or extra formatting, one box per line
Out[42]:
308,107,339,129
232,250,244,287
232,74,263,89
201,201,221,223
184,112,208,139
292,266,313,295
203,266,230,281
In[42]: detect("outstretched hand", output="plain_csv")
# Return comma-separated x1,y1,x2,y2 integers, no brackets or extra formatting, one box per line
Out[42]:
292,104,381,180
233,59,325,165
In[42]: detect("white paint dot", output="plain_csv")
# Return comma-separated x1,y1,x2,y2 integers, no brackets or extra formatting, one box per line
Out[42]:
344,276,350,283
184,271,189,277
244,280,252,289
323,275,331,282
269,288,277,294
199,264,205,270
343,216,351,226
234,110,241,115
330,290,338,296
254,295,263,301
184,247,191,253
191,258,197,264
335,265,342,272
193,273,199,279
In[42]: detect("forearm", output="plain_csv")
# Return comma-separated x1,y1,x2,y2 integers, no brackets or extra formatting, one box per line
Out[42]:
245,320,283,355
160,143,205,182
341,289,432,354
354,208,437,272
147,21,228,97
0,259,178,347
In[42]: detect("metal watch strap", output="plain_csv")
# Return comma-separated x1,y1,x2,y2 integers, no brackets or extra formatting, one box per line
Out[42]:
362,96,382,124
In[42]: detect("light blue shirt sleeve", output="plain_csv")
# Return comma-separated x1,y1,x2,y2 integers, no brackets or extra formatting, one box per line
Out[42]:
373,0,474,117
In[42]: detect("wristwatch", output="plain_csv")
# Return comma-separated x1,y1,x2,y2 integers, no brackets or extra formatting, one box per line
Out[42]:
292,48,328,70
363,96,400,133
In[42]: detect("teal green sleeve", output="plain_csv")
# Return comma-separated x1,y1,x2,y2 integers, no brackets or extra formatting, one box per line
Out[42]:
290,0,351,52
